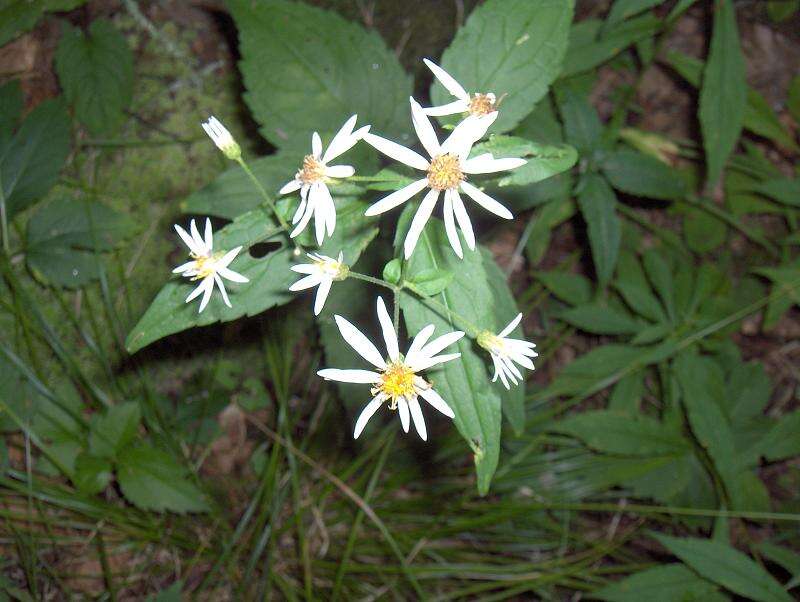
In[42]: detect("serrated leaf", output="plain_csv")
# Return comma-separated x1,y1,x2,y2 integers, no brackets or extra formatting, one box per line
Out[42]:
432,0,573,134
228,0,411,149
699,0,746,186
473,135,577,187
72,453,112,495
25,198,136,288
653,533,794,602
117,444,209,513
89,401,141,460
0,98,71,219
560,303,641,335
399,219,503,494
578,173,621,286
55,20,134,135
593,564,724,602
535,270,592,305
600,149,686,200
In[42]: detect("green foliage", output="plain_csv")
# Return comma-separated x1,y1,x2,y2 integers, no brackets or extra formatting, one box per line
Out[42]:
600,149,686,200
593,564,724,602
55,20,134,135
577,173,620,286
473,135,577,187
0,0,86,46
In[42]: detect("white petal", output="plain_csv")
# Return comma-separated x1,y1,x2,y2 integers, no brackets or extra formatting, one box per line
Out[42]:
410,97,441,158
403,188,439,259
451,190,476,251
218,266,249,283
417,387,455,418
314,278,332,315
325,164,355,178
214,273,231,308
440,114,490,159
291,263,318,275
405,324,435,363
364,178,428,217
463,155,527,174
322,114,357,163
499,313,523,338
190,219,208,255
175,223,204,256
442,190,463,259
354,396,384,439
323,187,336,237
204,218,213,251
422,99,470,117
423,58,469,101
408,397,427,441
334,315,387,369
314,188,326,245
460,181,513,219
376,297,399,362
173,260,197,274
410,352,461,372
280,179,302,195
198,277,215,313
363,132,429,171
510,351,535,371
292,195,307,225
312,132,322,158
419,330,465,359
289,274,323,291
291,190,317,238
318,369,381,384
500,354,524,382
185,277,209,303
398,398,410,433
217,246,243,269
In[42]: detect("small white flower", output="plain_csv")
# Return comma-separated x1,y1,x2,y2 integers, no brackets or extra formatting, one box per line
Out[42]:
280,115,370,245
363,98,526,259
201,116,241,160
173,218,249,313
478,313,538,389
289,252,348,316
422,58,498,120
318,296,464,440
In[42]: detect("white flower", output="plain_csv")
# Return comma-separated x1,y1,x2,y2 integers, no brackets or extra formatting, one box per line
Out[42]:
318,296,464,440
201,116,241,160
279,115,370,245
172,218,249,313
289,252,348,316
477,313,538,389
422,58,498,120
362,98,525,259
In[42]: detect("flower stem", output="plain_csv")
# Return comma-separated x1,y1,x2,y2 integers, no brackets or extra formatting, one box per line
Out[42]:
235,157,303,253
348,271,396,291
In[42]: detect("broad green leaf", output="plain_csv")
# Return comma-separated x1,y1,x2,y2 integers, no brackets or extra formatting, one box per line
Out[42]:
432,0,573,134
126,199,378,353
525,196,576,265
25,198,136,288
72,453,112,495
600,149,686,200
0,81,23,137
513,95,564,144
117,444,209,513
756,411,800,462
698,0,746,186
653,533,794,602
559,303,641,335
0,98,71,219
535,270,592,305
473,135,577,187
89,401,141,460
0,0,86,47
556,87,602,154
614,251,667,323
542,344,642,398
578,173,621,286
554,410,689,456
608,371,644,413
593,564,724,602
751,179,800,207
228,0,411,149
400,219,502,494
405,268,453,297
55,20,134,135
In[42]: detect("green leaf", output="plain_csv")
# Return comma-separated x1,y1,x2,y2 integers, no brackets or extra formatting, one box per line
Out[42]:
698,0,746,186
559,303,641,335
556,87,603,154
0,98,71,219
473,135,577,187
145,581,183,602
614,251,667,323
744,89,799,152
652,533,794,602
432,0,573,134
405,268,453,297
554,410,689,456
751,179,800,207
89,401,141,460
535,270,592,305
767,0,799,23
72,453,112,495
605,0,663,29
600,149,686,200
525,196,576,265
55,20,134,135
608,371,644,413
117,445,209,513
0,0,86,47
126,199,377,353
399,219,502,494
577,173,621,286
25,198,136,288
382,258,402,285
542,344,642,398
683,204,727,254
593,564,724,602
756,542,800,589
789,76,800,123
642,249,675,321
0,81,23,137
228,0,411,149
756,411,800,462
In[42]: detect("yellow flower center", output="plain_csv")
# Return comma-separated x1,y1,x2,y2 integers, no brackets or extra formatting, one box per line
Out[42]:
190,253,219,280
427,153,464,191
372,361,416,409
477,331,504,356
298,154,326,184
468,93,495,116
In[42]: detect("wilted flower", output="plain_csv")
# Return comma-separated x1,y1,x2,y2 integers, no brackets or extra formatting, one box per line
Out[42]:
280,115,370,245
422,58,498,120
318,297,463,440
363,98,525,259
289,252,349,315
477,313,537,389
201,116,241,161
173,218,248,313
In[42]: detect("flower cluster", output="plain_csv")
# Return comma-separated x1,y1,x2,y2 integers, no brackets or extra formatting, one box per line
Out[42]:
175,59,537,440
